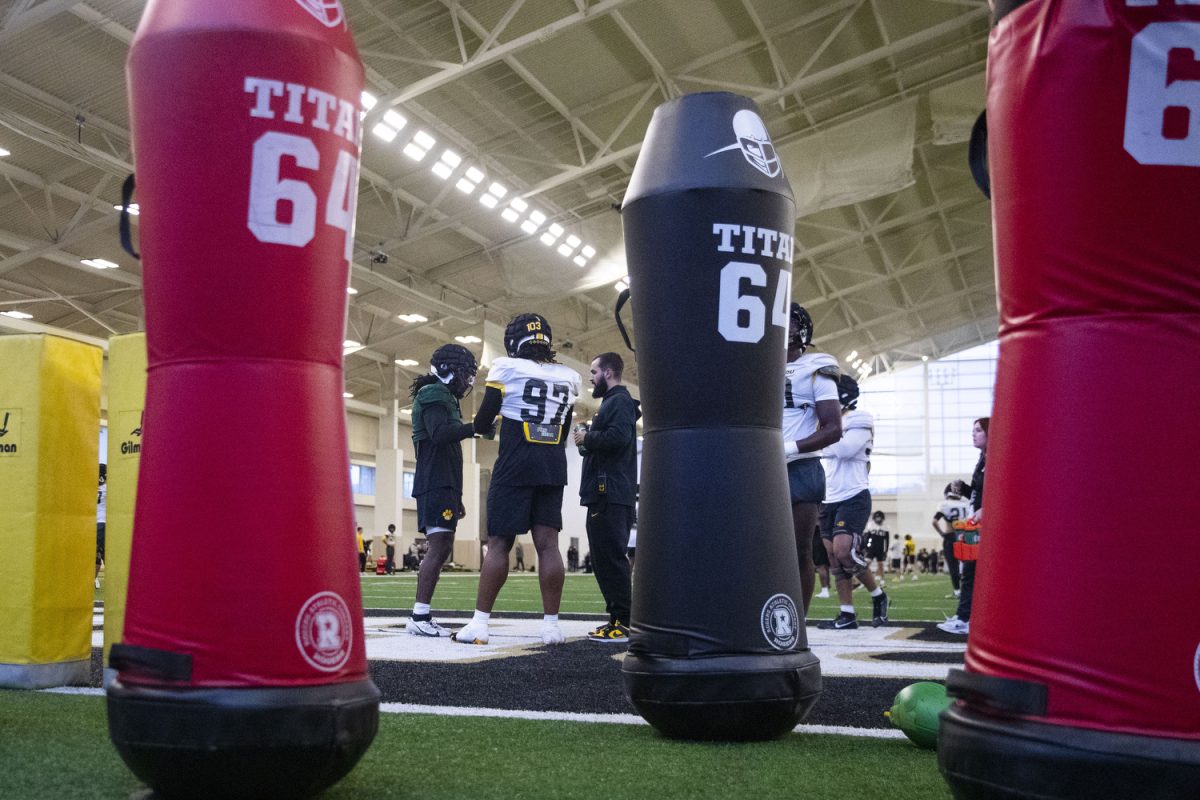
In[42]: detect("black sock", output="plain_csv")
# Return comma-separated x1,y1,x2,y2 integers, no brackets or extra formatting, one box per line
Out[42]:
412,613,431,622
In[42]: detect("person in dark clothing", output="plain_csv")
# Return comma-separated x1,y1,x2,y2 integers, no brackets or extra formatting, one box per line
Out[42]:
405,344,479,637
573,352,641,643
939,416,988,635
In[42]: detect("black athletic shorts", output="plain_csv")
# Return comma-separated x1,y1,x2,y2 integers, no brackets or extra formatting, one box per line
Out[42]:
819,488,872,542
865,535,887,561
96,522,105,565
487,484,564,538
788,458,826,504
416,488,461,534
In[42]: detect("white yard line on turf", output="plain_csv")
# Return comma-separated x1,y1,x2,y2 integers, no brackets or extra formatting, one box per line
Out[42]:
39,688,903,739
378,702,905,738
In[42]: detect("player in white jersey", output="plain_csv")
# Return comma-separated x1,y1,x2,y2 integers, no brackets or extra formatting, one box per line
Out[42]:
453,313,581,646
932,480,972,598
782,303,843,611
863,510,890,584
816,375,889,629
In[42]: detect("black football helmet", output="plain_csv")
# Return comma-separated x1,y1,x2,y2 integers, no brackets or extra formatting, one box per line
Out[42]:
504,313,552,357
429,343,478,397
872,510,885,524
789,303,813,350
836,373,859,410
944,479,970,500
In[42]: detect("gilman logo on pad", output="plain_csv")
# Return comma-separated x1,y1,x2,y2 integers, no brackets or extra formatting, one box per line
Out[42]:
0,409,20,456
705,109,781,178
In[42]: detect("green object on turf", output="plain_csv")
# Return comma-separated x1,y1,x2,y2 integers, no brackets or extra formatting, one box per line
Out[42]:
887,681,952,749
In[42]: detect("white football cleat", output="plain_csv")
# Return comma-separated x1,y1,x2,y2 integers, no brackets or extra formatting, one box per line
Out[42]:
407,618,448,637
450,620,489,645
541,623,566,645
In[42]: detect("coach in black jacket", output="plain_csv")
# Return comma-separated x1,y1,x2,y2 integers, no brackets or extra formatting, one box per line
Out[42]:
573,352,641,643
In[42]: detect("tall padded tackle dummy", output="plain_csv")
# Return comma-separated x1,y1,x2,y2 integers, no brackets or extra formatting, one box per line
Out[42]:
0,335,101,689
620,92,821,741
108,2,378,798
939,2,1200,797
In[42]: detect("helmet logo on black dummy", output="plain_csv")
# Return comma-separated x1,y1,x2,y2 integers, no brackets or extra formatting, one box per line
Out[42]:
295,591,353,672
760,593,799,650
294,0,345,27
705,109,780,178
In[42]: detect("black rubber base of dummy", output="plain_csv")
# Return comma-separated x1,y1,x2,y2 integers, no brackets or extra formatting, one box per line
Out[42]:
623,651,821,741
939,704,1200,799
107,679,379,799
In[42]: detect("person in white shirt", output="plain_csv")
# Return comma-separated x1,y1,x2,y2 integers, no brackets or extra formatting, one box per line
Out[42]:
863,511,890,584
932,480,972,598
815,376,889,629
782,303,843,611
453,313,581,646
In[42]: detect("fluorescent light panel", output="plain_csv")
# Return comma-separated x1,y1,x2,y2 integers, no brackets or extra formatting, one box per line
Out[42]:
81,258,119,269
398,313,428,323
1,310,32,319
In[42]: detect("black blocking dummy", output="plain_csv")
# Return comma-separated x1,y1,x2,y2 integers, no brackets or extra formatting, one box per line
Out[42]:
620,92,821,741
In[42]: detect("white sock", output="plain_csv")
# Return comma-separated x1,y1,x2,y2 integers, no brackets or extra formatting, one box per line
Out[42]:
472,610,491,624
543,614,559,625
870,588,883,598
413,602,431,616
840,604,855,614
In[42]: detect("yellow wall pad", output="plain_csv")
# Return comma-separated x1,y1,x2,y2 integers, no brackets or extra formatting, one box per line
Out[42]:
0,335,101,688
102,333,146,681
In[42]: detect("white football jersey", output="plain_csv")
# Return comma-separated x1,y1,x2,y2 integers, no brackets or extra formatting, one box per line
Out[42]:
782,352,839,461
821,408,873,502
487,356,581,427
936,497,972,530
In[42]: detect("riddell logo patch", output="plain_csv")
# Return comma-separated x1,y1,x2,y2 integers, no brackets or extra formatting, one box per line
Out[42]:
0,409,20,456
704,109,781,178
294,0,345,27
295,591,353,672
760,593,799,651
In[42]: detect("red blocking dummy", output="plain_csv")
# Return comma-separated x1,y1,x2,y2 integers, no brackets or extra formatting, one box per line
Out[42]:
107,2,378,797
939,2,1200,797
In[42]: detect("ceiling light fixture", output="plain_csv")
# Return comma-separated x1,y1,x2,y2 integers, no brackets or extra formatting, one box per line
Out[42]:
113,203,140,215
846,350,858,361
343,392,354,399
346,287,358,295
455,335,482,344
0,147,10,157
395,358,418,366
397,313,428,323
403,129,435,161
615,280,628,292
361,91,377,111
81,258,119,269
1,310,32,319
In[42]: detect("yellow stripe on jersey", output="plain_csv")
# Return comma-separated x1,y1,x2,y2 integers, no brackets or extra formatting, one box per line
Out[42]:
486,381,505,394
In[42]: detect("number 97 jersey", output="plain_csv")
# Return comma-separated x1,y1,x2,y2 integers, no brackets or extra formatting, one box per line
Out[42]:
487,357,582,433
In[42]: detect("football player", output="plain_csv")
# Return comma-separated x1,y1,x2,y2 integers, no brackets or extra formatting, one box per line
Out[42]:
816,375,889,629
406,344,479,637
453,313,582,646
932,479,971,599
783,303,843,611
863,510,890,585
